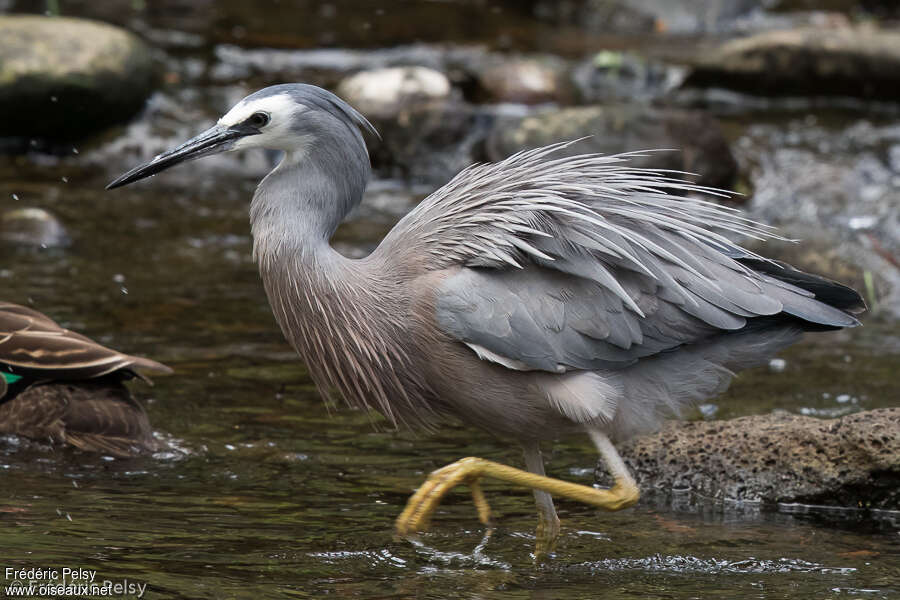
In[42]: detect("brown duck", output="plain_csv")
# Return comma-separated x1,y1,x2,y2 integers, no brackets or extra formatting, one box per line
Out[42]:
0,302,171,457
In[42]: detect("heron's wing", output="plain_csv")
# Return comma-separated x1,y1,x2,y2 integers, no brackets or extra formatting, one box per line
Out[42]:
0,302,172,381
379,144,860,373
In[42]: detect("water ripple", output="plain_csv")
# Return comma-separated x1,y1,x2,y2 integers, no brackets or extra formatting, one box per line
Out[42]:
572,554,857,575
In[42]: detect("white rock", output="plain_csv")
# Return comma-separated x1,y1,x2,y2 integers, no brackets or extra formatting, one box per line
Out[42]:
337,66,451,119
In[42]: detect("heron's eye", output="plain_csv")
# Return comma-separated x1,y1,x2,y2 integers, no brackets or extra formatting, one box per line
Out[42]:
248,112,270,128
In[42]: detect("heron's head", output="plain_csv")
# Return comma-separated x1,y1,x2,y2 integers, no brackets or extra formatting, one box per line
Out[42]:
107,84,377,190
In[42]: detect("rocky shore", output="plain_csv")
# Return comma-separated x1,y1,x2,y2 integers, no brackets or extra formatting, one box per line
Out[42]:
598,408,899,510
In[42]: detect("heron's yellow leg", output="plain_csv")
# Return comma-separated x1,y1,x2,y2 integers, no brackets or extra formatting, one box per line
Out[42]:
468,479,492,526
395,455,639,536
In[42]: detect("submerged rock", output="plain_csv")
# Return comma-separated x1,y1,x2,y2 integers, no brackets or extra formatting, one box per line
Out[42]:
0,207,71,248
685,26,900,100
486,105,737,189
599,408,900,510
0,15,157,141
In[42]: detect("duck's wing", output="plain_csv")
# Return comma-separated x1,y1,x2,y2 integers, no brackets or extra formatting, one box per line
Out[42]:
0,302,172,382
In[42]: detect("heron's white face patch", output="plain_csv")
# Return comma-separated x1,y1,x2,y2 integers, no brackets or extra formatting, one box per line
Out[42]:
218,93,312,152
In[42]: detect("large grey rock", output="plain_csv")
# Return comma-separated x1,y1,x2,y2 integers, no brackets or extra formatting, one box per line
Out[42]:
486,105,738,189
685,26,900,100
598,409,900,509
0,16,157,140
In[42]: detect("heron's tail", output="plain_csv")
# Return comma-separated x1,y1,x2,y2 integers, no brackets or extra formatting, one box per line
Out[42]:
735,258,865,330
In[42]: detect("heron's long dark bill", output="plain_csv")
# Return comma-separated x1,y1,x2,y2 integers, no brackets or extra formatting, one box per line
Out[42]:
106,124,257,190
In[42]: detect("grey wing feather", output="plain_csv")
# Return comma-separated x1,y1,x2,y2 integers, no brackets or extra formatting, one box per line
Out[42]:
385,144,861,373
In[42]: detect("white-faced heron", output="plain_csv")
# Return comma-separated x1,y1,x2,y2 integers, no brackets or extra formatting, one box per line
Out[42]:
107,84,865,543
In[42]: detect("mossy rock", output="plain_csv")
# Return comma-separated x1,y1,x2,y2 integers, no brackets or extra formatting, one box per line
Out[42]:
0,15,157,141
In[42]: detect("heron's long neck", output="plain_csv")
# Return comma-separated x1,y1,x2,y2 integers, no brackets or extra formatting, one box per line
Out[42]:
250,149,366,265
248,143,375,345
249,151,435,427
250,147,372,353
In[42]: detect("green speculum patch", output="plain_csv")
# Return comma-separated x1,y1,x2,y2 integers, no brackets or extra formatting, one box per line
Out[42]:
1,370,23,384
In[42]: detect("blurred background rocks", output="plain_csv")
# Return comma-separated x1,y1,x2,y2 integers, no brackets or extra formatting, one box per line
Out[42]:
1,0,898,318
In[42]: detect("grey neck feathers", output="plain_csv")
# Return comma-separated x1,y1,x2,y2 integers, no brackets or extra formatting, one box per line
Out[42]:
248,122,439,430
250,145,439,429
250,131,370,268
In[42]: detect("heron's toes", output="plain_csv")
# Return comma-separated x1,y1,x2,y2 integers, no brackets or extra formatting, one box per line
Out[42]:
602,479,640,511
395,457,490,536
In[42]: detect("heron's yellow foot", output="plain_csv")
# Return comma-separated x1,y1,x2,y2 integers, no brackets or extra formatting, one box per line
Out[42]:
396,457,491,535
395,456,640,536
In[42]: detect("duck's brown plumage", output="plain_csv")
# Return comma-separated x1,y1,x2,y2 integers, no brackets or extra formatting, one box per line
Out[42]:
0,302,171,456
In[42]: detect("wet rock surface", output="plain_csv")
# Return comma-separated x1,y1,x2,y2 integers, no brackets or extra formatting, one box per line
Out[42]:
0,207,71,248
486,105,738,188
598,408,900,509
0,16,157,141
686,26,900,99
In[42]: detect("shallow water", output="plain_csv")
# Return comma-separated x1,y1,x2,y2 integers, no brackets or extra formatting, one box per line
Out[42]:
2,1,900,598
